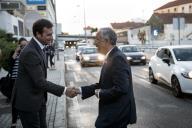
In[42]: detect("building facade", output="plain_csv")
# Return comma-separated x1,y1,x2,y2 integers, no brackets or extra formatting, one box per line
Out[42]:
0,0,56,39
0,0,26,38
154,0,192,14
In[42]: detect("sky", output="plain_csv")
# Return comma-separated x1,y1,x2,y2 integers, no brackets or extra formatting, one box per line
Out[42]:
56,0,173,35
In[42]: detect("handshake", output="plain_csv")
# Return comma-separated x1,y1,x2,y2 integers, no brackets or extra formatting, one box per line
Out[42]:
65,87,100,98
65,87,81,98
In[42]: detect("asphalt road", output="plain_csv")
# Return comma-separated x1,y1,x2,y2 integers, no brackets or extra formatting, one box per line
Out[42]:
64,48,192,128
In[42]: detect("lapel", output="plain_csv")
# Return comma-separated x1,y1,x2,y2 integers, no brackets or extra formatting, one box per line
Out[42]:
99,46,119,82
31,39,47,76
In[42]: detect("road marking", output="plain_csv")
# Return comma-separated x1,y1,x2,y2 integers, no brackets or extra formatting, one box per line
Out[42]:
134,76,151,88
68,81,83,128
158,104,178,109
142,67,148,72
73,72,81,82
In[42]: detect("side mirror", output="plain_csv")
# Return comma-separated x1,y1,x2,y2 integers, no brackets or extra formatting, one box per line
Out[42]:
162,58,170,66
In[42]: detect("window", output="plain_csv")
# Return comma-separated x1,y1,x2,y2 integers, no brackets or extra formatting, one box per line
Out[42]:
18,20,24,36
174,8,177,12
13,25,18,35
182,7,184,12
156,49,164,59
168,9,170,13
189,5,192,13
173,48,192,61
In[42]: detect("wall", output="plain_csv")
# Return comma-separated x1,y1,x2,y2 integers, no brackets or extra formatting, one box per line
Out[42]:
127,26,151,45
128,24,192,46
164,24,192,41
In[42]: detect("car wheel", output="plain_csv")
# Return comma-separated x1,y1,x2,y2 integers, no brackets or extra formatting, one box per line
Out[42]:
171,76,182,98
142,62,146,65
76,56,79,61
149,68,157,84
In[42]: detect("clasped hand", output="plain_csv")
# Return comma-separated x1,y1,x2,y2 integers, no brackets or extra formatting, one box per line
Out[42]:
65,87,80,98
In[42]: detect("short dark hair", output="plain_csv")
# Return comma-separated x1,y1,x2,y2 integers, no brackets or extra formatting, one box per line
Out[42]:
32,19,53,36
18,37,27,45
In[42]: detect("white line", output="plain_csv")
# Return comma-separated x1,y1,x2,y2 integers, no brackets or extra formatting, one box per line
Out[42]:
142,68,148,72
73,72,82,82
137,77,151,88
69,81,83,128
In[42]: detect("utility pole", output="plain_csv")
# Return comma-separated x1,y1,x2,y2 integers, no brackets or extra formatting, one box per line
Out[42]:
83,0,87,42
178,17,180,45
54,0,59,60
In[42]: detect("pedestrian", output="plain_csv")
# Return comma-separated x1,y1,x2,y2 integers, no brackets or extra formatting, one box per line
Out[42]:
49,43,55,68
44,45,49,68
75,27,137,128
46,43,55,69
9,37,28,128
11,19,77,128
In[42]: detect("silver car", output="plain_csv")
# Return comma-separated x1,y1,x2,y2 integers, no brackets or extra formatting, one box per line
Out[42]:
80,46,105,67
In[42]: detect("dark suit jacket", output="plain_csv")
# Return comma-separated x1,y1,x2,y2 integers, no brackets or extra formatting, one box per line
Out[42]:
12,38,64,112
81,46,136,128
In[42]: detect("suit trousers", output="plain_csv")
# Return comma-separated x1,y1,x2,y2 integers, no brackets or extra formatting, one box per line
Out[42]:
18,104,47,128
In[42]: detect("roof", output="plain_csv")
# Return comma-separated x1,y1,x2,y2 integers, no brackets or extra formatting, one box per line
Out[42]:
155,0,192,11
149,13,192,24
111,21,144,29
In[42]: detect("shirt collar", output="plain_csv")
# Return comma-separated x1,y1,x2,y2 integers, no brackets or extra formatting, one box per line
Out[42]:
33,37,45,50
105,46,115,59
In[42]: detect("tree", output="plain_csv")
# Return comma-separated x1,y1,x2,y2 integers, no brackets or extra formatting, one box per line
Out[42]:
91,27,98,33
0,29,16,70
137,30,146,44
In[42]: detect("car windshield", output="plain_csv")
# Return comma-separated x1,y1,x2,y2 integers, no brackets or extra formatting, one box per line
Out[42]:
77,47,84,51
173,48,192,61
122,46,139,52
82,48,97,54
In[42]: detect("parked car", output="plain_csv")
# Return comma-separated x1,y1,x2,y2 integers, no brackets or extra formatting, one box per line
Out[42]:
118,45,146,65
80,46,104,67
149,45,192,97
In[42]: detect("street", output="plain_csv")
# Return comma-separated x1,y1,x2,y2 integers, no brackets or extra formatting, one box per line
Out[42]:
65,48,192,128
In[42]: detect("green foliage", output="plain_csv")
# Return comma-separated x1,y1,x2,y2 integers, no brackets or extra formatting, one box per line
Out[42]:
0,29,16,71
91,28,98,33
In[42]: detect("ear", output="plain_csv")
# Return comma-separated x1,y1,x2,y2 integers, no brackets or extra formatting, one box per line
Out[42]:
36,32,41,38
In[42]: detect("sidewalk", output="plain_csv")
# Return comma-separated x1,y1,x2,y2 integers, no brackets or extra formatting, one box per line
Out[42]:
0,52,67,128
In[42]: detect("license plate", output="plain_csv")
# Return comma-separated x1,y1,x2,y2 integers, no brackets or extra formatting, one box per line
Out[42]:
133,60,141,62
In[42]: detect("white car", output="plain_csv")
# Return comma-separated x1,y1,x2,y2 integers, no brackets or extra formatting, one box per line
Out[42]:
149,45,192,97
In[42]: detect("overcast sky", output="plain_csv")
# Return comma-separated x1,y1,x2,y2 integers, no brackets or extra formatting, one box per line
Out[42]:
56,0,173,34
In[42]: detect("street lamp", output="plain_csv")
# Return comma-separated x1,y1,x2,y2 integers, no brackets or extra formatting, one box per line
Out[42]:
53,0,59,60
83,0,87,42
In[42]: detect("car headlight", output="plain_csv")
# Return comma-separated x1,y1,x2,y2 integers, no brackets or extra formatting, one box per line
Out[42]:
181,71,192,79
84,56,90,61
127,56,132,60
98,55,105,61
141,56,146,60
